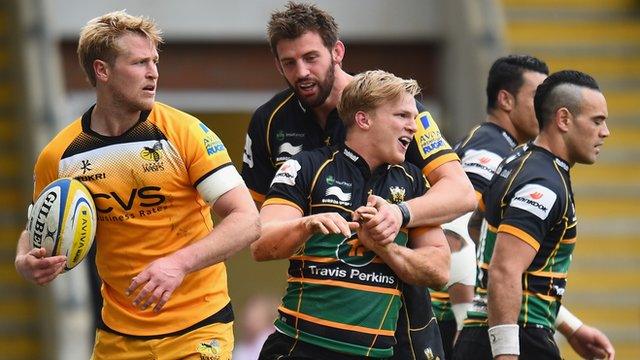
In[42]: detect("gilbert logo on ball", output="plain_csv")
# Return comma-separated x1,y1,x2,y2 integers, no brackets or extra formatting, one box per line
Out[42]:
27,178,97,271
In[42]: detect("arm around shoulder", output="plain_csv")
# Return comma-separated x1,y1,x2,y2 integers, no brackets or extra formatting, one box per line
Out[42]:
407,161,476,227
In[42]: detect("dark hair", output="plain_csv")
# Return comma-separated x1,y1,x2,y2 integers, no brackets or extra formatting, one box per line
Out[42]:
267,1,338,58
534,70,600,129
486,55,549,112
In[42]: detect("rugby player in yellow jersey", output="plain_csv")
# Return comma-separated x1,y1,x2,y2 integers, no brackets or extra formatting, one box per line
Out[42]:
14,10,259,360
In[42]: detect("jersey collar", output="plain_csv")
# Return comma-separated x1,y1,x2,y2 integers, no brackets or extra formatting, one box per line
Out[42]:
484,122,518,149
81,103,151,139
528,143,570,173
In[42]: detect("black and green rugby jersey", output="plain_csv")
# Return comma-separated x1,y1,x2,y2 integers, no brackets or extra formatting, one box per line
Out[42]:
430,122,518,321
466,143,577,329
264,144,429,358
241,88,457,204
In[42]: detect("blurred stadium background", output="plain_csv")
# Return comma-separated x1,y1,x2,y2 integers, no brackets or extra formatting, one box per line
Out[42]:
0,0,638,359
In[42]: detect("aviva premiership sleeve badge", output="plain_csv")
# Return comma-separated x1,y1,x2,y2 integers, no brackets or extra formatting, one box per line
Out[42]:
415,111,451,160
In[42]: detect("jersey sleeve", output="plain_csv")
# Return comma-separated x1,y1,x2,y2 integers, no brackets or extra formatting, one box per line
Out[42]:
497,180,564,251
32,146,61,202
459,148,504,194
181,119,243,205
262,153,314,215
241,109,275,203
405,110,459,177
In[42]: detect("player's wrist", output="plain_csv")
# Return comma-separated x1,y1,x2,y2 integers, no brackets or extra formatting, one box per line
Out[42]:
555,305,583,338
395,202,411,227
488,324,520,357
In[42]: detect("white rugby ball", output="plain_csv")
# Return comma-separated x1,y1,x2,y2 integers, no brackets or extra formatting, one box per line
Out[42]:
27,178,97,271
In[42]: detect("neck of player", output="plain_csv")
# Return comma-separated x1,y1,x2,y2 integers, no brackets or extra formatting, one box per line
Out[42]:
91,98,144,137
312,69,353,129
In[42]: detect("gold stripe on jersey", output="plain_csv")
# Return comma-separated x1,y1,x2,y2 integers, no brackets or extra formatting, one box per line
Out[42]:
479,198,486,212
287,277,401,296
430,291,450,300
278,306,396,336
290,255,338,263
421,153,459,178
263,197,304,215
498,224,541,251
560,237,576,244
33,102,237,336
310,203,353,213
266,93,295,165
308,150,339,200
526,270,568,278
524,290,556,302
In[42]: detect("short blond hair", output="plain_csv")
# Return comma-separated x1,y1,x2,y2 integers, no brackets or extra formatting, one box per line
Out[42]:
77,10,163,86
338,70,421,128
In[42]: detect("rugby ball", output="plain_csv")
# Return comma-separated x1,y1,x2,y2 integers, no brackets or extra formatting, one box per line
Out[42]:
27,178,97,271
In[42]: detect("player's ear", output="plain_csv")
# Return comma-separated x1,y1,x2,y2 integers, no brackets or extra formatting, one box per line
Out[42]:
496,89,514,112
354,110,371,130
332,40,345,65
556,107,571,132
94,59,109,84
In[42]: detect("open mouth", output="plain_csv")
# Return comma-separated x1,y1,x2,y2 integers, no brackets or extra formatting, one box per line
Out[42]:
398,136,412,149
143,84,156,93
296,80,316,94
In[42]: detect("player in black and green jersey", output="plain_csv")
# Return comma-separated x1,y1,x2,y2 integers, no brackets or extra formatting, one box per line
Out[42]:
431,55,548,360
453,71,614,360
252,70,451,359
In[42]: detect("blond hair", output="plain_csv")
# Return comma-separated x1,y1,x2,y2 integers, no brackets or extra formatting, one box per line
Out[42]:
77,10,163,86
338,70,421,128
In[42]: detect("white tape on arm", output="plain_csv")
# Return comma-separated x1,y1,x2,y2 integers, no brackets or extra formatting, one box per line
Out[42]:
196,165,244,205
555,305,583,337
488,324,520,357
451,302,471,331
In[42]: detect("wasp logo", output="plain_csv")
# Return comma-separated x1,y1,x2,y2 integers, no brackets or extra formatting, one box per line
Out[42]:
141,142,163,162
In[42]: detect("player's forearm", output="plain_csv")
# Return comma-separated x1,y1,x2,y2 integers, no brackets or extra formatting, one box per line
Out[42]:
16,230,30,258
487,263,522,326
376,243,449,288
405,175,476,227
467,208,484,246
251,217,309,261
172,208,260,273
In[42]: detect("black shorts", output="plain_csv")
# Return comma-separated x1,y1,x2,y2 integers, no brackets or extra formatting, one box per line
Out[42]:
391,283,445,360
437,319,457,360
258,331,387,360
452,326,561,360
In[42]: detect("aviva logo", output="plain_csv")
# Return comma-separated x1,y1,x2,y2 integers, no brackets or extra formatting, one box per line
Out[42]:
325,186,351,202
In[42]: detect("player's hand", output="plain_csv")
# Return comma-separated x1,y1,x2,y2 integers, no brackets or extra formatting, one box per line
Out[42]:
302,213,359,238
353,205,377,224
126,256,187,313
15,247,66,286
567,324,615,360
359,195,402,246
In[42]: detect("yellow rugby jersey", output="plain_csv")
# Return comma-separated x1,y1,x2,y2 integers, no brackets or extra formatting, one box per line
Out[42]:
32,102,242,336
